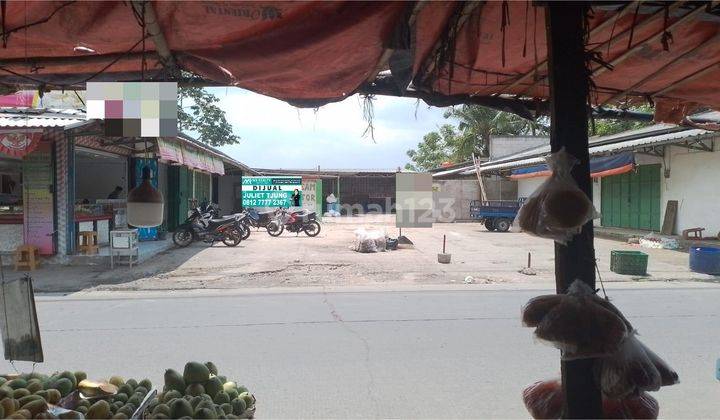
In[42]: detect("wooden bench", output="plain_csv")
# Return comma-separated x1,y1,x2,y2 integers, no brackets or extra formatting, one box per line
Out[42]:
682,227,705,240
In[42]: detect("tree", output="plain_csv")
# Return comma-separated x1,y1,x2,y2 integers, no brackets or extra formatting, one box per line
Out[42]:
178,86,240,147
405,124,457,171
590,105,654,137
406,105,548,171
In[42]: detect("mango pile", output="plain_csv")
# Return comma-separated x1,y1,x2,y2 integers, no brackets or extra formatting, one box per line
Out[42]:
147,361,255,419
0,370,153,419
0,362,256,419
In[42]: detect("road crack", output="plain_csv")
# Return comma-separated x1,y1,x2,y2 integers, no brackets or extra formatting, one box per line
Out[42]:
321,288,380,416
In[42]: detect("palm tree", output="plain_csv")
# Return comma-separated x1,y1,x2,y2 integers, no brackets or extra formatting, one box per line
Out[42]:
444,105,548,158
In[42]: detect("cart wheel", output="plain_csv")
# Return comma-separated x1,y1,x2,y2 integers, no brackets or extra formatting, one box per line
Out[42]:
495,218,511,232
484,219,496,231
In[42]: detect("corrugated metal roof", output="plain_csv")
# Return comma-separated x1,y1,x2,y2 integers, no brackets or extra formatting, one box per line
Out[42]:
466,126,718,175
0,107,87,128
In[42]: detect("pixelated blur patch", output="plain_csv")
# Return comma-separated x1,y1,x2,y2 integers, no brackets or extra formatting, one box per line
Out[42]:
395,173,433,228
87,82,177,137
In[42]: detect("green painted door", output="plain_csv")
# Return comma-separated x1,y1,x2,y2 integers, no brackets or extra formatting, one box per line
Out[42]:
601,164,661,230
167,166,192,230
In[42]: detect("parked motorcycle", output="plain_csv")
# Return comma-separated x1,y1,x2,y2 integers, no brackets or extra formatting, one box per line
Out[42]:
243,207,286,236
172,206,244,247
200,202,251,241
244,208,280,229
267,208,321,237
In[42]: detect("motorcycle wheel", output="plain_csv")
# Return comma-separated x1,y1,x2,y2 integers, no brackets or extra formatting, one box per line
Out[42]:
304,221,321,237
222,229,242,247
239,224,251,240
267,221,284,237
172,228,194,247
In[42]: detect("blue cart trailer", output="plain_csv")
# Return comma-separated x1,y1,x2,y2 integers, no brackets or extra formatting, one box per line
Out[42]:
469,199,523,232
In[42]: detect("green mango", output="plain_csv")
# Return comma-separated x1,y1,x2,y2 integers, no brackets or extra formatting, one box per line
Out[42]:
54,378,74,396
163,369,185,394
186,383,205,397
12,388,30,399
139,379,152,390
204,362,219,376
73,372,87,383
6,379,27,390
194,408,215,419
58,372,77,388
45,389,61,404
183,362,210,384
151,403,171,417
214,391,230,405
231,398,247,416
86,400,111,419
162,390,182,404
169,398,194,419
220,403,233,415
204,376,223,399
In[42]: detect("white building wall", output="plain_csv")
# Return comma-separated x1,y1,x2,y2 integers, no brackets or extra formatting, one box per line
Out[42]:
660,142,720,235
490,136,549,160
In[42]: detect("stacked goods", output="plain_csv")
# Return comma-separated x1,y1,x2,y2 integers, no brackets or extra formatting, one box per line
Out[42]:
147,361,256,419
0,361,256,419
515,148,597,244
0,371,151,419
520,280,678,419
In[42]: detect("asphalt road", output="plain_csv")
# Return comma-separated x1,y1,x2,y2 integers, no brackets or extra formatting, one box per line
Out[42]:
3,284,719,418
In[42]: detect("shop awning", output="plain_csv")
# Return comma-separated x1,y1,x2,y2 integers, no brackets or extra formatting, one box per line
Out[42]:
157,138,184,165
510,152,635,180
157,138,225,175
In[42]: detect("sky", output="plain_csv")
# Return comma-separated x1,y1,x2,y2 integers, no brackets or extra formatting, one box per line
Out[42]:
208,88,450,170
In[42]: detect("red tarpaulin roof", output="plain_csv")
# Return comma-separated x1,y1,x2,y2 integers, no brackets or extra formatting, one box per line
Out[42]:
1,2,719,122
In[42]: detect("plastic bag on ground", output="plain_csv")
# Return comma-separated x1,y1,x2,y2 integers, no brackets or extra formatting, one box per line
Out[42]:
598,333,679,398
522,379,660,419
350,228,387,253
515,148,598,244
530,280,630,360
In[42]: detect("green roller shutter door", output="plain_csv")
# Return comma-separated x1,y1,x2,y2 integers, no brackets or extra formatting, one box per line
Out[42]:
601,164,661,231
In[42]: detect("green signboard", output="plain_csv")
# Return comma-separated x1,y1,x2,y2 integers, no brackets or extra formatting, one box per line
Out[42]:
242,176,303,208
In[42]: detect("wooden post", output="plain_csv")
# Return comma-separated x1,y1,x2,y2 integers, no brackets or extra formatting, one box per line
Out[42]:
545,3,603,418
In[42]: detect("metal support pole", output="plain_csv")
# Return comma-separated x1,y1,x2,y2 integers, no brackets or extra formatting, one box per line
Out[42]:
545,3,602,418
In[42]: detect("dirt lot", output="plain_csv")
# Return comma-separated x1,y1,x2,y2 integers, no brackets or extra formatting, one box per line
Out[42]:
18,214,717,293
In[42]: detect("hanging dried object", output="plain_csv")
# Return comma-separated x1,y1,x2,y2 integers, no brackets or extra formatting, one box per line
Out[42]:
515,148,598,244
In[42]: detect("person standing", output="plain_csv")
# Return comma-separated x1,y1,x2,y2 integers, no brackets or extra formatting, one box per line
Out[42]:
292,188,301,207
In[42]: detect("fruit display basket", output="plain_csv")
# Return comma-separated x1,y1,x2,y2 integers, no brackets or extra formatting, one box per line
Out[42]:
0,361,256,419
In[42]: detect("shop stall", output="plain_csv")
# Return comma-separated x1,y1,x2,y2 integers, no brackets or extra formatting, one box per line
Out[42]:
73,146,129,245
0,155,23,253
0,125,60,257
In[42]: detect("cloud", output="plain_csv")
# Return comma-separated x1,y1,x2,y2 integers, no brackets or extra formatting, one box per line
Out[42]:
208,88,449,170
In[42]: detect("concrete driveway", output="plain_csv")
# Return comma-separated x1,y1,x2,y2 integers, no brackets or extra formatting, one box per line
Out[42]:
14,215,717,293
